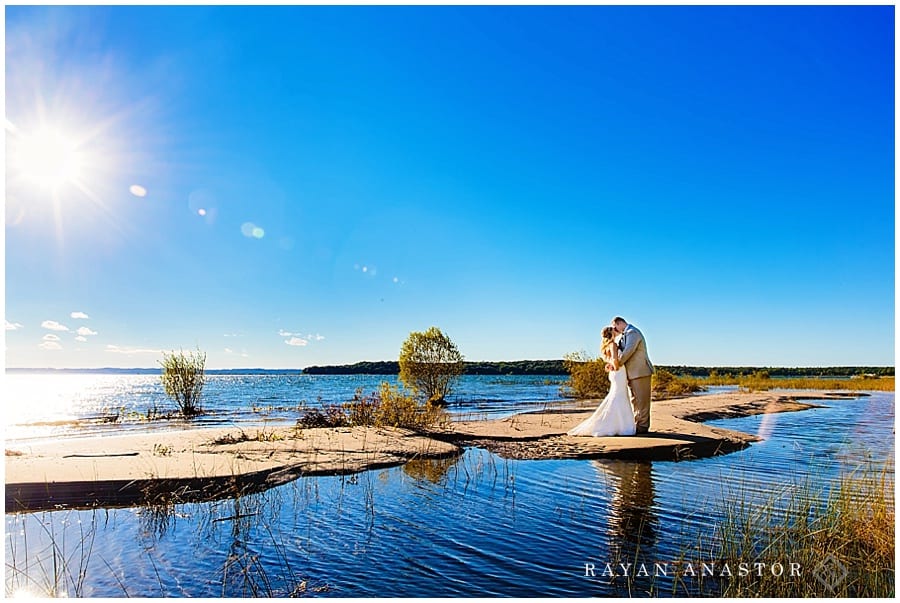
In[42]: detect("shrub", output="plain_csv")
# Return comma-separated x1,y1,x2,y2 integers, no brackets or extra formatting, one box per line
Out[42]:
651,368,704,399
344,382,448,431
398,326,464,403
160,349,206,417
296,404,348,429
344,388,379,426
562,351,610,399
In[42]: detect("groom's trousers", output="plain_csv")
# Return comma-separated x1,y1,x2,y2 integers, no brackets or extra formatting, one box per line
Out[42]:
628,376,652,432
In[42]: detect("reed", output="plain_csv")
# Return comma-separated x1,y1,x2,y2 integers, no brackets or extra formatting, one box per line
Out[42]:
674,458,895,597
684,371,895,392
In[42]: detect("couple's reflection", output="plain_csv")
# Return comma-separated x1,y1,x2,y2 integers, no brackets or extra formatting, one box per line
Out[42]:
592,459,658,564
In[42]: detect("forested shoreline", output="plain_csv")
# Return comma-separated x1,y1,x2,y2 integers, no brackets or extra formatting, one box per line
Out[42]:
302,361,894,378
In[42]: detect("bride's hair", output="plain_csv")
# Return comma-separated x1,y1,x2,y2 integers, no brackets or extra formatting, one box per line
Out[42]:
601,326,617,360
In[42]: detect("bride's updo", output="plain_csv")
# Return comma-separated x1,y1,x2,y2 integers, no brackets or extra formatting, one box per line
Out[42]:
601,326,616,343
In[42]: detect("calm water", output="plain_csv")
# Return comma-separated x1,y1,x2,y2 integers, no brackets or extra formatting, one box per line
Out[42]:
4,373,569,442
3,375,894,597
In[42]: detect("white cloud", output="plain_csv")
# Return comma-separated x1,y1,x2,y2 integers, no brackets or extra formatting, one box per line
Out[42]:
42,334,61,341
76,327,98,336
70,312,90,319
75,336,88,342
106,344,162,355
224,347,234,354
5,321,23,331
285,337,308,347
278,329,293,337
41,320,69,331
312,334,325,341
39,341,63,351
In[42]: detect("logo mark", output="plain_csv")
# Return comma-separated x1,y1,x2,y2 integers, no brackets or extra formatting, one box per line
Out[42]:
813,554,848,593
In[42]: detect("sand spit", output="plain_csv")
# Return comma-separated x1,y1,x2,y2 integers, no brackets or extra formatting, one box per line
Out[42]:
6,391,859,512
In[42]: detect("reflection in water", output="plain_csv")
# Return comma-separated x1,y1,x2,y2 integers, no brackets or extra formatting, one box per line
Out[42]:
402,455,462,485
4,392,894,597
593,460,658,567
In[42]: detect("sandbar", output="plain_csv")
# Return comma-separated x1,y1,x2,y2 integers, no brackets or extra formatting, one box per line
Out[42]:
6,390,858,512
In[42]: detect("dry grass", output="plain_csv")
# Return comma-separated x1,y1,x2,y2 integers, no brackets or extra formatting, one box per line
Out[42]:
687,371,895,392
680,458,895,597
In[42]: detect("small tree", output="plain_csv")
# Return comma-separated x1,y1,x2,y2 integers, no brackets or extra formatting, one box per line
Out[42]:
398,326,464,404
160,349,206,417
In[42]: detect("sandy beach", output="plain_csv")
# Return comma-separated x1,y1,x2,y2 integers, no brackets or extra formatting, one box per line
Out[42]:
6,390,858,512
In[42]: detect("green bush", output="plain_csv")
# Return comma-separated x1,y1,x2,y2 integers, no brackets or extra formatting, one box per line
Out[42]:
159,349,206,417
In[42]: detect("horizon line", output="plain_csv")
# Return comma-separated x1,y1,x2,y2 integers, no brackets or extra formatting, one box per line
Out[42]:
5,363,896,373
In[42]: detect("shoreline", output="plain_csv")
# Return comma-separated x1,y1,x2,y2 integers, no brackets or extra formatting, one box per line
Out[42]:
5,391,865,512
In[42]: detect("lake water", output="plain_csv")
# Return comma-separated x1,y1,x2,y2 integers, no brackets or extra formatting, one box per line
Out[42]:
3,374,894,597
3,373,569,442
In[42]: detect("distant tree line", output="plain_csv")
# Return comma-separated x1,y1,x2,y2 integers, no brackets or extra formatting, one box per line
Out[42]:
301,362,894,377
7,364,892,378
303,360,568,375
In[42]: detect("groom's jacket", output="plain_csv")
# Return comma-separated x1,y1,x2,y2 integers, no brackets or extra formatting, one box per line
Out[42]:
618,325,654,379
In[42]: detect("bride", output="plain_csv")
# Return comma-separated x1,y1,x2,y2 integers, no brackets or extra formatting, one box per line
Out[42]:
567,326,637,437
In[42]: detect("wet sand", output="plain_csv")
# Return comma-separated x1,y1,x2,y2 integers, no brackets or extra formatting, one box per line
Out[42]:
6,391,856,512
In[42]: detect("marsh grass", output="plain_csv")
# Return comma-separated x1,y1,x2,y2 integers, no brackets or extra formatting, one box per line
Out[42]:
5,510,98,597
685,371,895,392
669,458,895,597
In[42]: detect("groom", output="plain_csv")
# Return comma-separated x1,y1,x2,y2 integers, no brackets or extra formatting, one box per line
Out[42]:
612,317,654,434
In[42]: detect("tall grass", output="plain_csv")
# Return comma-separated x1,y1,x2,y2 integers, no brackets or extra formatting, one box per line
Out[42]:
679,459,895,597
686,370,894,392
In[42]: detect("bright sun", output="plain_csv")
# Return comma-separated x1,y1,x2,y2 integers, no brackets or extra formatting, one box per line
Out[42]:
14,126,84,190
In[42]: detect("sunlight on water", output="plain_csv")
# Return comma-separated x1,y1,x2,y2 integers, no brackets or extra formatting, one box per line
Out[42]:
4,373,569,441
3,373,162,440
4,388,893,597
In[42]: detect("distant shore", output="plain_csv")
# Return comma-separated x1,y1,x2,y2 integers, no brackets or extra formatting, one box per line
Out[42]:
5,390,867,513
6,364,894,377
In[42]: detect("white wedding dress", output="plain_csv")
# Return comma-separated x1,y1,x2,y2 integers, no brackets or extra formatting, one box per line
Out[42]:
567,367,636,437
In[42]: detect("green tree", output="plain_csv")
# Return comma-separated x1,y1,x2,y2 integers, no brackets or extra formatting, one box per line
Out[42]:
160,349,206,417
398,326,464,403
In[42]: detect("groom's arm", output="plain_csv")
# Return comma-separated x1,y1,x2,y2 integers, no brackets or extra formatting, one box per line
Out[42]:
618,329,643,366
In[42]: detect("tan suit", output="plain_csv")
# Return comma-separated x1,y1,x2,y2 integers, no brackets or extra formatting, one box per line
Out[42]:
618,324,653,432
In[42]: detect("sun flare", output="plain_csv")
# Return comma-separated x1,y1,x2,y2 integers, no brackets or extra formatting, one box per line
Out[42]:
13,126,84,191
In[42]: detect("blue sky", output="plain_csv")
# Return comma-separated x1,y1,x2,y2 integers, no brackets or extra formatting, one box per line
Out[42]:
4,5,895,369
